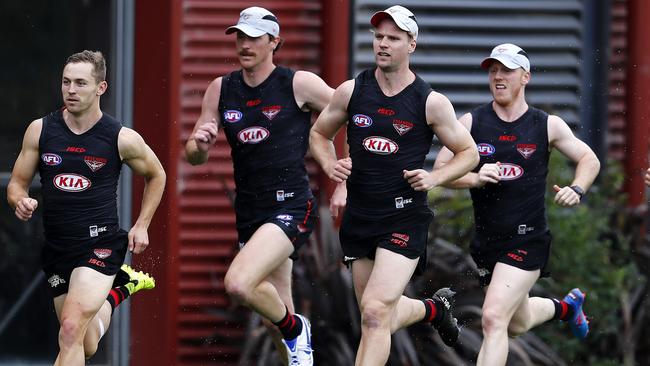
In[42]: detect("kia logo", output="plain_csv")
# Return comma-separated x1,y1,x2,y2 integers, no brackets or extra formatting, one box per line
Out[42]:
237,126,269,144
53,173,92,192
362,136,399,155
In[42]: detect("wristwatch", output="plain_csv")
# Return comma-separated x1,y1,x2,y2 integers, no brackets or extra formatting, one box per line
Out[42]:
570,185,585,198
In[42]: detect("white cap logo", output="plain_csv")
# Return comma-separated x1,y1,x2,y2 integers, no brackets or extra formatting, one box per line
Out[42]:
225,6,280,38
370,5,418,40
480,43,531,72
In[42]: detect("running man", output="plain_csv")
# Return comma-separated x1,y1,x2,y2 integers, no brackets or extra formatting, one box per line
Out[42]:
7,50,165,365
310,6,479,365
434,43,601,365
184,7,333,366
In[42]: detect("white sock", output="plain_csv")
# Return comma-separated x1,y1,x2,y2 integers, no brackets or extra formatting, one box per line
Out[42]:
98,318,106,340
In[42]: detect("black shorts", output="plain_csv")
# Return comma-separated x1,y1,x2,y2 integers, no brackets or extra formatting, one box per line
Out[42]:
42,229,128,298
339,209,433,273
470,230,552,287
236,199,317,259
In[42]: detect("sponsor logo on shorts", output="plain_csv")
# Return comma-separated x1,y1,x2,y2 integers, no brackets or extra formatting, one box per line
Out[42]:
94,248,112,259
394,196,413,209
517,144,537,159
507,249,527,262
48,274,66,288
343,256,359,262
89,225,107,237
498,163,524,181
363,136,398,155
517,224,535,235
276,190,295,202
392,233,410,241
84,156,107,172
88,258,106,267
42,153,62,165
477,143,495,156
237,126,269,144
224,110,243,123
390,232,410,248
353,114,373,128
262,105,281,120
53,173,91,192
238,242,246,249
392,119,413,135
276,214,293,221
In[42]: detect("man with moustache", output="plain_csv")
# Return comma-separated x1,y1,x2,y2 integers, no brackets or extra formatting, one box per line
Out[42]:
185,7,333,366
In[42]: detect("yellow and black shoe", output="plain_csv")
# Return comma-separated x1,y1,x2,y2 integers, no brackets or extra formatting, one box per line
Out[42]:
120,264,156,296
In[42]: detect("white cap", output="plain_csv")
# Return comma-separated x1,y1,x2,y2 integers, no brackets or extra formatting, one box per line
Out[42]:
370,5,418,40
225,7,280,38
481,43,530,72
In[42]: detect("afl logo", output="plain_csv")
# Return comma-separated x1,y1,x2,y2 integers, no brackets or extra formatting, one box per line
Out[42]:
42,153,62,165
237,126,269,144
223,110,243,123
53,173,92,192
353,114,373,128
498,163,524,181
363,136,399,155
477,143,495,156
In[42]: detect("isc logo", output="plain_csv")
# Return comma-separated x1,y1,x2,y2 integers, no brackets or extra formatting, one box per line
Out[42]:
498,163,524,181
66,146,86,153
41,153,62,165
353,114,373,128
237,126,269,144
53,173,92,192
224,110,243,123
363,136,398,155
477,143,495,156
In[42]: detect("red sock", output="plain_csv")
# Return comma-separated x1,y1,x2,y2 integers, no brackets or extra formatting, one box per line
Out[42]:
107,286,130,313
273,307,303,340
422,298,440,324
552,299,572,321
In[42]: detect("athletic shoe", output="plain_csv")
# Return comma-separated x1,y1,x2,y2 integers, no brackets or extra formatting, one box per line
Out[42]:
282,314,313,366
120,264,156,296
564,288,589,339
112,267,131,287
431,287,460,347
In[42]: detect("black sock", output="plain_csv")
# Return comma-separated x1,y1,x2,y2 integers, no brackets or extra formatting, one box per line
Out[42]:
422,298,442,325
107,286,131,314
552,298,573,321
113,268,130,287
273,307,303,340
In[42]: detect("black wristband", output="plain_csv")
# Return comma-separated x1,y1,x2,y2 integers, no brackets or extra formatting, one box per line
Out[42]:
570,185,585,198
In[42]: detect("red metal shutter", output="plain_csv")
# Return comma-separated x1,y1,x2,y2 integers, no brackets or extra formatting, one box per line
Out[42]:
609,0,627,161
178,1,323,364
